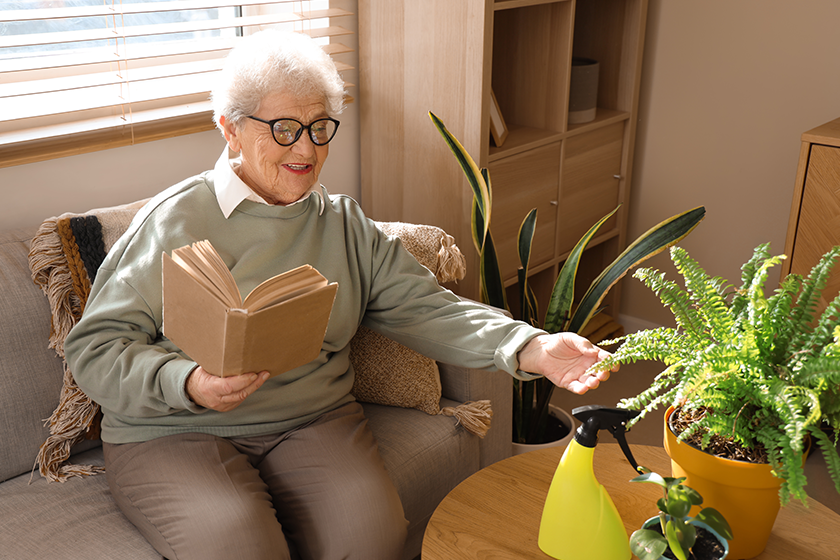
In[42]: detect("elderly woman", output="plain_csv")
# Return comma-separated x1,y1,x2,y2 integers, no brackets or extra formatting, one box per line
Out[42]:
65,30,614,560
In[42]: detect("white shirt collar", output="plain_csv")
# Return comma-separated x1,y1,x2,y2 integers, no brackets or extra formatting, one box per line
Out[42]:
213,147,325,219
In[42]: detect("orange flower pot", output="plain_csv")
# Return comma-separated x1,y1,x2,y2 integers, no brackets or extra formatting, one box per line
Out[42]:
663,407,781,560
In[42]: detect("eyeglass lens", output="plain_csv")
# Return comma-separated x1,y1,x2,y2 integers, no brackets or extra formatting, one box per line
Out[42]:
273,118,338,146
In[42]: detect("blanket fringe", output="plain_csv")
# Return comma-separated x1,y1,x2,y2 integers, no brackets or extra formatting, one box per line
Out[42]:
33,365,103,483
435,234,466,284
440,400,492,438
29,218,82,358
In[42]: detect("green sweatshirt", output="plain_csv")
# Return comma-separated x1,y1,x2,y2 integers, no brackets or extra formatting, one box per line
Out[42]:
65,172,544,444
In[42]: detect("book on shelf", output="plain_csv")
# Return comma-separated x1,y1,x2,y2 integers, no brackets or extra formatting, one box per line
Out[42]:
162,240,338,377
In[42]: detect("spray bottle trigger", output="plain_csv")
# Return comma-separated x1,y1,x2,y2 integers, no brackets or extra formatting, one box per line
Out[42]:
611,423,643,474
571,405,642,474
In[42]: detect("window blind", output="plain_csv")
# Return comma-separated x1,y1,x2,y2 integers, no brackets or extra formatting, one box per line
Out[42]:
0,1,355,168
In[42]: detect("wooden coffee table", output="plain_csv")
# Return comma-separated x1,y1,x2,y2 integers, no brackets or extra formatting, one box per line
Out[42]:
422,443,840,559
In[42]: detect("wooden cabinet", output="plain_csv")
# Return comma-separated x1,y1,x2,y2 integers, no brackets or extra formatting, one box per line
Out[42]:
783,117,840,316
488,143,561,281
358,0,649,320
557,122,624,256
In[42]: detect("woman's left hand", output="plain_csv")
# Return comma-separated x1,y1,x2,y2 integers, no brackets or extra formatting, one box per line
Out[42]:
517,333,618,394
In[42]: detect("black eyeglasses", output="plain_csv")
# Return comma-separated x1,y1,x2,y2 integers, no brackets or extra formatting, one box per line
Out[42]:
247,116,340,146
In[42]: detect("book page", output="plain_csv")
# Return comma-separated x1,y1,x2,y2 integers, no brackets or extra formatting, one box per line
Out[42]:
171,241,242,308
242,264,328,312
193,241,242,306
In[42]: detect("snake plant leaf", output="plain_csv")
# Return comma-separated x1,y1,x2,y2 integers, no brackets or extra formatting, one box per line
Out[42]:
518,269,532,326
543,207,619,333
471,196,485,253
513,377,536,443
429,111,491,253
518,269,540,329
567,206,706,334
517,210,538,326
518,209,538,271
527,376,556,442
480,230,507,311
482,167,493,216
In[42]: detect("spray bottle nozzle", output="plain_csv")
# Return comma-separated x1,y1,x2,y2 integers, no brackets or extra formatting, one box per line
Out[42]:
572,405,642,474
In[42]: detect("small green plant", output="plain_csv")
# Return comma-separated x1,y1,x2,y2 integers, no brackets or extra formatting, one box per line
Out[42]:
595,243,840,504
428,111,706,444
630,469,733,560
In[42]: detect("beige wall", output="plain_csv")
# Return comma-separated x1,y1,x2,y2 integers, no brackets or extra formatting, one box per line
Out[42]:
621,0,840,327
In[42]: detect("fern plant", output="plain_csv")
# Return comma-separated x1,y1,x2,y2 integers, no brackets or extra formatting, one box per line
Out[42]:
595,243,840,505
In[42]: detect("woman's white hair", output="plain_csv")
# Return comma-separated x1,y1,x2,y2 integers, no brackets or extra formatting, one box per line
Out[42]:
212,29,346,130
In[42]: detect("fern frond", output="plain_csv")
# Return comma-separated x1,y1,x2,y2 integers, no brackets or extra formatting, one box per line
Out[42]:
633,266,709,344
789,247,840,355
731,243,772,319
670,246,734,342
778,446,808,506
795,358,840,431
755,423,782,464
751,424,807,507
620,382,682,428
812,427,840,494
764,274,802,364
607,327,693,366
799,292,840,365
744,254,786,335
777,386,821,451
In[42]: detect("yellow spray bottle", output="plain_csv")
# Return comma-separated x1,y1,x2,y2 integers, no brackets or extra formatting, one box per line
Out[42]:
538,405,643,560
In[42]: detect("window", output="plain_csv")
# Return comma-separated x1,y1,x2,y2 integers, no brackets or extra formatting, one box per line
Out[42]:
0,1,354,168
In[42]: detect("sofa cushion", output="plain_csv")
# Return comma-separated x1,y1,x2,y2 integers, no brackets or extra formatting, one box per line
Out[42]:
0,447,159,560
364,399,480,558
0,229,69,483
0,400,478,560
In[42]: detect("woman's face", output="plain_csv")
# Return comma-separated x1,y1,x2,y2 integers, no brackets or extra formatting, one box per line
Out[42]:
221,91,330,205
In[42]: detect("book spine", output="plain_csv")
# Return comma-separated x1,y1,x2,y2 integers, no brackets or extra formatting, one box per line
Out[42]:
222,309,249,377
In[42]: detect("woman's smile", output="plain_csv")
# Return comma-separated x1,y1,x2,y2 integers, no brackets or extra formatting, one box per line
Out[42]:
283,163,313,175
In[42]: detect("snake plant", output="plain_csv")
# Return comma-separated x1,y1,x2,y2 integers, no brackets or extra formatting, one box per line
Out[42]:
429,111,706,444
595,243,840,505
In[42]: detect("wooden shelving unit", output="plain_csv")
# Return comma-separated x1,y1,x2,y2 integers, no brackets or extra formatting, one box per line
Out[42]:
358,0,649,324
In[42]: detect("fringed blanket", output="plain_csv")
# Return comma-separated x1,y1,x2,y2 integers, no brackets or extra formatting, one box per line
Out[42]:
29,200,149,482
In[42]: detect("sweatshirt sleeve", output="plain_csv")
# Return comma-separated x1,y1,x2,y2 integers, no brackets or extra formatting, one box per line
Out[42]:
360,225,545,380
64,239,204,419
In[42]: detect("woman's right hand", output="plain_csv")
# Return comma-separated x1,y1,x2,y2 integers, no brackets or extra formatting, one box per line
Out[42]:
186,367,270,412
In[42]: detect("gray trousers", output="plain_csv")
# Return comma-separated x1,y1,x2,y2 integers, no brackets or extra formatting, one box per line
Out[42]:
103,402,408,560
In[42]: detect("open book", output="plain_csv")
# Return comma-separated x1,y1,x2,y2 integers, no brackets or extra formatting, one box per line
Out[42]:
162,240,338,377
